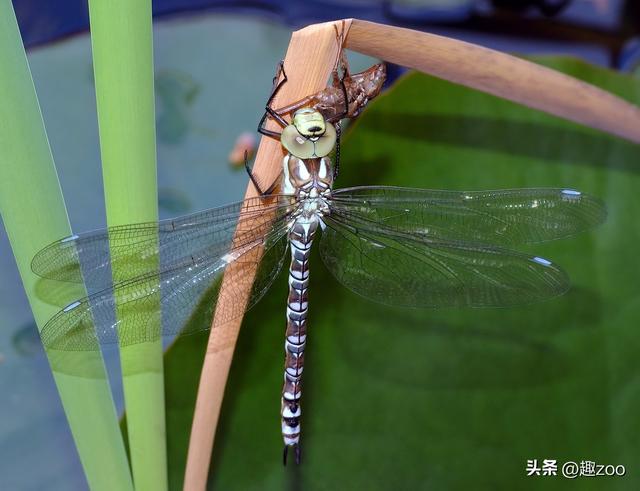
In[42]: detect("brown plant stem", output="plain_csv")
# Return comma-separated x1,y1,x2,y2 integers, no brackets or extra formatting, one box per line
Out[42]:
183,20,351,491
347,19,640,143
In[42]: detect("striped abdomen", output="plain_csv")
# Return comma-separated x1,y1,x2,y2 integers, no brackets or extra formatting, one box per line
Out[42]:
281,218,318,463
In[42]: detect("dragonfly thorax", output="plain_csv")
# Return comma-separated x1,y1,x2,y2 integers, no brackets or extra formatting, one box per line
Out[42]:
283,154,333,197
283,153,332,227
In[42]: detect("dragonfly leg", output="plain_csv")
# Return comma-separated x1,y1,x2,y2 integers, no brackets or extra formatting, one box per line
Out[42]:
336,69,350,120
330,25,351,122
332,20,350,76
258,60,289,141
243,150,280,196
258,106,287,140
244,150,264,194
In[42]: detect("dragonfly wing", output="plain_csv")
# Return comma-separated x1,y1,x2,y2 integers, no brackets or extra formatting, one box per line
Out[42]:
319,213,569,308
41,219,290,351
329,186,606,246
31,194,295,301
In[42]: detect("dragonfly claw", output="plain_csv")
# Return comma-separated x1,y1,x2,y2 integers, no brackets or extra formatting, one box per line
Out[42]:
283,444,302,466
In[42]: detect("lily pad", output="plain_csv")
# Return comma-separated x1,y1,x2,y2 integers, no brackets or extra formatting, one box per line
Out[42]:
165,56,640,490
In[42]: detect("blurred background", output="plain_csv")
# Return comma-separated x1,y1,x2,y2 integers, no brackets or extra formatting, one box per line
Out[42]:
1,1,639,490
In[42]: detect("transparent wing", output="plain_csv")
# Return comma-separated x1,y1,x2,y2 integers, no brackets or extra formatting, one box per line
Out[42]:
40,213,291,351
320,211,569,308
329,187,606,246
31,195,296,297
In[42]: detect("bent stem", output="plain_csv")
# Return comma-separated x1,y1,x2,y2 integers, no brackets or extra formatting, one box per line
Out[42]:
346,19,640,144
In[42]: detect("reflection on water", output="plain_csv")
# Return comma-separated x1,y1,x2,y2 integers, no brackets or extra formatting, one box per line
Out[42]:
12,321,42,357
323,283,602,390
156,70,214,144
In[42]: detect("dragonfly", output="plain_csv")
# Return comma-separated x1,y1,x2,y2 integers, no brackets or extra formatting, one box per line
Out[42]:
252,24,386,193
32,60,606,466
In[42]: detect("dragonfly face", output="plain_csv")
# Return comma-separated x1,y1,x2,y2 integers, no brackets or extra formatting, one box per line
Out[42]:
292,108,326,137
281,109,337,159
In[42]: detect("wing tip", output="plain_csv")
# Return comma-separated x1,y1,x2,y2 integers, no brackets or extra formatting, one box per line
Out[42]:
31,235,77,277
560,188,608,226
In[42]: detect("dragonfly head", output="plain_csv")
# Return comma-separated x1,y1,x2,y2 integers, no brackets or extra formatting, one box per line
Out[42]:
281,109,336,159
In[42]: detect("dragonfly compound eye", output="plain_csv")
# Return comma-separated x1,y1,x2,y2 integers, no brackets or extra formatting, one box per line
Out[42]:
281,121,336,159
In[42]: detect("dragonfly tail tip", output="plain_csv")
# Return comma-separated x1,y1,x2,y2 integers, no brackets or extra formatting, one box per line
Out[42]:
282,444,302,466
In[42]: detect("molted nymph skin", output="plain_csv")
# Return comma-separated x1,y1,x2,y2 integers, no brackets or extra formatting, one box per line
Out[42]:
275,63,387,124
281,110,337,159
327,62,387,120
